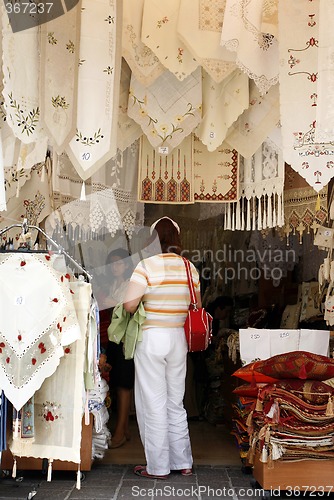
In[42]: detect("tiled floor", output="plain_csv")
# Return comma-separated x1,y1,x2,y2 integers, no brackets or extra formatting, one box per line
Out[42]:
1,421,334,499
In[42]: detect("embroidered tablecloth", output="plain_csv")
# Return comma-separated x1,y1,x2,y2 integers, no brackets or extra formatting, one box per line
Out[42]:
279,0,334,191
196,69,249,152
0,253,81,410
220,0,279,95
177,0,236,83
2,10,46,144
138,133,194,203
122,0,165,86
66,0,121,180
10,281,91,463
128,67,202,152
40,4,80,154
142,0,199,81
193,135,239,202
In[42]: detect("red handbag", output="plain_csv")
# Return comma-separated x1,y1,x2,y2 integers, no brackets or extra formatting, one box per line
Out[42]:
183,257,213,352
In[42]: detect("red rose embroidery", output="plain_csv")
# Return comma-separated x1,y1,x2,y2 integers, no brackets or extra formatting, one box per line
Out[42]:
38,342,46,354
20,260,26,267
51,298,59,303
32,358,36,365
45,255,51,261
45,411,54,422
64,347,71,354
6,357,10,363
18,334,22,341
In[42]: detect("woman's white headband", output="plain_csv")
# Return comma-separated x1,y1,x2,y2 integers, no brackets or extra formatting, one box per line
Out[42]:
150,216,180,235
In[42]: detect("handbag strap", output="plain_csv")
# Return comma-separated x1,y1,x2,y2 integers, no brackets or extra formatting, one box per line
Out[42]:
182,257,197,309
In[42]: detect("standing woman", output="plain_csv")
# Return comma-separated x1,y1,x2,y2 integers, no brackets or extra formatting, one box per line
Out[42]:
123,216,201,479
98,248,134,448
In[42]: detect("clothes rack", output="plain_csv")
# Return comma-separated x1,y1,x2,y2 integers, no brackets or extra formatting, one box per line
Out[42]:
0,219,92,281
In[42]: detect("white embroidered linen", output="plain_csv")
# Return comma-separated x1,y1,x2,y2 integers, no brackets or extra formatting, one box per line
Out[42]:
128,68,202,152
46,145,143,240
117,59,142,153
193,135,239,202
0,130,7,211
67,0,120,180
122,0,165,86
1,9,45,144
40,5,80,154
141,0,198,81
138,133,194,203
10,281,91,463
261,0,278,39
314,0,334,144
278,0,334,192
0,253,81,411
299,329,330,357
220,0,279,95
229,139,285,231
226,81,280,159
196,69,249,152
177,0,236,83
239,328,271,365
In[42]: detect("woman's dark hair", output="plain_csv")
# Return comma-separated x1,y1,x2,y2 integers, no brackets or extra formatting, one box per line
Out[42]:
153,218,182,254
106,247,130,264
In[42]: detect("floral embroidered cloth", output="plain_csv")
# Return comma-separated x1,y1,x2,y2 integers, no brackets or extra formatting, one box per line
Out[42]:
138,133,194,203
226,81,280,159
10,281,91,463
2,12,46,144
128,67,202,152
193,135,239,202
66,0,120,180
279,0,334,191
177,0,236,83
40,3,80,154
0,253,81,410
142,0,199,81
195,69,249,152
220,0,279,95
122,0,165,86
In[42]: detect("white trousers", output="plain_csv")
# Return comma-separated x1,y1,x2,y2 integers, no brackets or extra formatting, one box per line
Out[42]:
134,327,193,476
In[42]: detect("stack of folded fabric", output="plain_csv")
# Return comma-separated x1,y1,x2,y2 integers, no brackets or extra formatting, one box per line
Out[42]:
88,378,111,460
232,351,334,467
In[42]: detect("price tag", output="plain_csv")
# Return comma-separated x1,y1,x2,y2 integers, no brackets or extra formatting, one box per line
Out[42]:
279,331,290,339
158,146,169,155
15,296,25,306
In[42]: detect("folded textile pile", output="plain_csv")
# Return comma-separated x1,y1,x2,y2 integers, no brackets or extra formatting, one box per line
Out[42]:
88,378,111,460
232,351,334,467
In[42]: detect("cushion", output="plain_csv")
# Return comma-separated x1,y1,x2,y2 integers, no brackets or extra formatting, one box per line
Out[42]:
254,351,334,381
232,361,279,384
233,384,262,398
324,377,334,388
272,379,334,405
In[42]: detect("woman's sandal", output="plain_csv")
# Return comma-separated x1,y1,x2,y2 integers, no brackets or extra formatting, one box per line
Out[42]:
181,468,193,476
134,465,169,480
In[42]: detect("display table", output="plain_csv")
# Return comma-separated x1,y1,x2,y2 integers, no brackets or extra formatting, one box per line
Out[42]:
252,451,334,495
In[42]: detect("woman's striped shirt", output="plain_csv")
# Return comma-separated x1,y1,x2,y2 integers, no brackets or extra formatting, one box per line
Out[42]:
130,253,200,329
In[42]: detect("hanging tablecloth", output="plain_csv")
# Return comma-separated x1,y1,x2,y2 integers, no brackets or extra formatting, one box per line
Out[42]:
279,0,334,192
40,4,80,154
177,0,236,83
226,81,280,159
122,0,165,86
220,0,279,95
66,0,121,180
314,0,334,144
10,281,91,463
128,67,202,152
224,139,284,231
141,0,199,81
138,133,194,203
1,9,46,144
261,0,278,39
0,131,7,211
193,135,239,202
117,59,142,152
196,69,249,152
0,253,81,411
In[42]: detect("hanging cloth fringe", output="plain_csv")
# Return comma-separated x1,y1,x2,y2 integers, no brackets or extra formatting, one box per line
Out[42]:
76,463,81,490
12,457,17,478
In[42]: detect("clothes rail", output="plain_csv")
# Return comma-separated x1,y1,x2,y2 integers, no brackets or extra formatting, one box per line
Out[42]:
0,220,92,281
